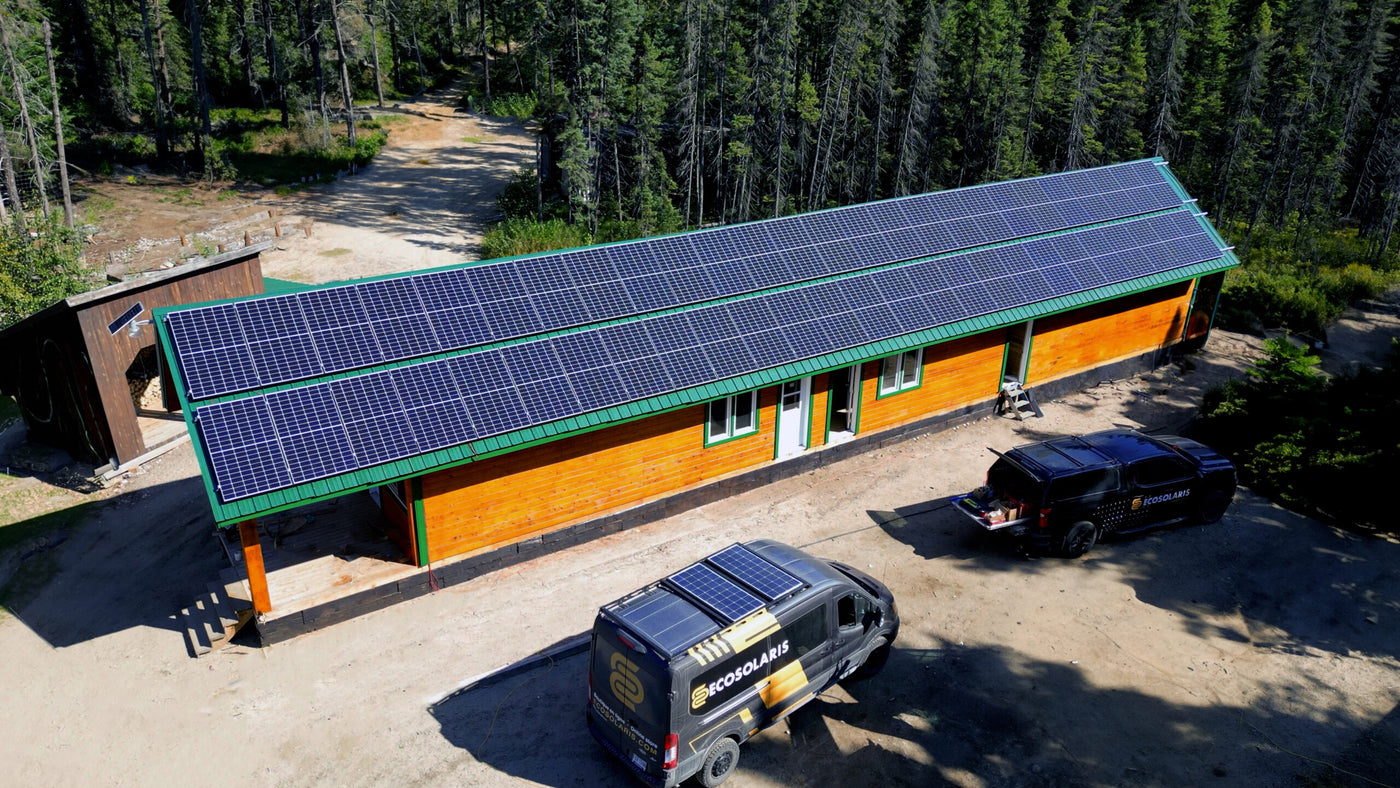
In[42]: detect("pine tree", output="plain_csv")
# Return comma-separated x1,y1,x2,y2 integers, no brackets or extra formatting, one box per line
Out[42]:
1146,0,1191,159
1216,0,1276,224
895,0,948,194
1019,0,1074,176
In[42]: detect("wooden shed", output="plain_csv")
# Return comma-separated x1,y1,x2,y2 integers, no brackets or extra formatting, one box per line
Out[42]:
0,243,270,470
154,161,1237,643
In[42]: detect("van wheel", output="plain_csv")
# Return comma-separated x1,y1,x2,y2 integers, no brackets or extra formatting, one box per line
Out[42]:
1061,521,1098,558
1198,489,1231,523
696,738,740,787
846,639,891,681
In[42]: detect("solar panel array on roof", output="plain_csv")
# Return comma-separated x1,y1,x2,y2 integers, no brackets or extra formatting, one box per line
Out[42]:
666,563,767,623
707,543,805,601
609,586,722,657
166,161,1183,401
192,207,1223,502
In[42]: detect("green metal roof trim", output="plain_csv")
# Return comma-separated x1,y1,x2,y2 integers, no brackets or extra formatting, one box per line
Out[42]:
260,277,317,295
159,252,1236,526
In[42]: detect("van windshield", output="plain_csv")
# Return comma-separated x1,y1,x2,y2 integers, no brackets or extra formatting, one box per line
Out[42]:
591,622,670,735
987,457,1044,505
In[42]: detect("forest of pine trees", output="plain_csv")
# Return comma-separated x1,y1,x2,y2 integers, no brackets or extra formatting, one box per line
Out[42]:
1,0,1399,256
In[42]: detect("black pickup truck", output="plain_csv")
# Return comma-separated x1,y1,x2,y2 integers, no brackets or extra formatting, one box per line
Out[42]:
953,429,1237,557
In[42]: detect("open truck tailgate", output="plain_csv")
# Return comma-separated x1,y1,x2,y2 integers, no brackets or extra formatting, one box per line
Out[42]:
951,493,1034,532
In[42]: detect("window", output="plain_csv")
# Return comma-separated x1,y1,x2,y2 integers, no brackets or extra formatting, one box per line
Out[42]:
838,592,874,630
784,604,828,659
706,390,758,444
878,349,922,395
1132,457,1193,487
1049,468,1120,501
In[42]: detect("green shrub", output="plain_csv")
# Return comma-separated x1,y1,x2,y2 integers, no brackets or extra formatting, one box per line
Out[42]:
1200,338,1400,532
0,217,97,329
1216,224,1400,333
484,93,539,122
480,217,592,259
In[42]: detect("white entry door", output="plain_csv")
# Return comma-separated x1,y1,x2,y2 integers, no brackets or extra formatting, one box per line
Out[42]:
775,378,810,459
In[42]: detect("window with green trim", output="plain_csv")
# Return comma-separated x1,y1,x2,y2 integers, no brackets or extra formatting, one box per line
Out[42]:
706,390,758,444
879,349,923,395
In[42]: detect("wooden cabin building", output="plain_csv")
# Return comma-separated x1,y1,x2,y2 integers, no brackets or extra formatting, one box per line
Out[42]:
155,161,1235,643
0,244,270,471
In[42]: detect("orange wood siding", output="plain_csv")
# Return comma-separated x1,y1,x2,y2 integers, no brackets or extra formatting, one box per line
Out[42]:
858,330,1006,434
1026,282,1191,384
809,373,830,448
420,388,779,561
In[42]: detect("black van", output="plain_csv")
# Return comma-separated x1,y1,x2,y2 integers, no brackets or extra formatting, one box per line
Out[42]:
587,539,899,787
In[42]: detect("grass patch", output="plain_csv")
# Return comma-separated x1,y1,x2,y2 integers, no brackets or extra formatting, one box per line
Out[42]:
78,193,117,225
157,187,205,207
319,248,352,257
461,137,487,144
416,158,431,165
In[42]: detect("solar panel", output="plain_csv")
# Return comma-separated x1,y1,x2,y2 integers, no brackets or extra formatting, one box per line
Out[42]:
707,544,804,601
167,161,1192,402
313,324,386,372
179,163,1229,504
612,587,722,658
166,305,262,399
667,563,766,623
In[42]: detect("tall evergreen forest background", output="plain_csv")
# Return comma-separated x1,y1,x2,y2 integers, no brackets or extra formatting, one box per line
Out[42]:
1,0,1399,321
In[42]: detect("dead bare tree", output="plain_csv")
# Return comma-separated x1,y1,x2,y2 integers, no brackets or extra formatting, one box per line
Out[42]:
366,0,385,106
330,0,357,147
0,112,16,225
1,19,51,220
42,21,73,228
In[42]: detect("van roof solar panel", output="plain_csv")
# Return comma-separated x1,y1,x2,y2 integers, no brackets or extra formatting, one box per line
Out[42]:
706,544,804,601
610,587,722,657
665,563,766,624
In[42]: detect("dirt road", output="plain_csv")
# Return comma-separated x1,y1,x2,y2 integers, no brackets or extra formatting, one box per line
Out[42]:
81,89,535,284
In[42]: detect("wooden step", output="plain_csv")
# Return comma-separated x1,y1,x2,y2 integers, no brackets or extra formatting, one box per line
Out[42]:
200,595,228,644
179,605,213,657
206,581,238,629
220,567,253,614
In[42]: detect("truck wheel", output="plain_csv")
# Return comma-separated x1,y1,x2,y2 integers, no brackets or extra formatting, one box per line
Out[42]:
1061,521,1098,558
846,639,891,681
696,738,740,788
1197,489,1231,523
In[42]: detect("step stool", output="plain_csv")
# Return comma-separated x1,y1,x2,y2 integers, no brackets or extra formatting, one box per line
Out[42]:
998,378,1042,420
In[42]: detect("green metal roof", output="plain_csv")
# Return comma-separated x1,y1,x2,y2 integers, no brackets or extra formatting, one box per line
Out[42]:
155,160,1239,526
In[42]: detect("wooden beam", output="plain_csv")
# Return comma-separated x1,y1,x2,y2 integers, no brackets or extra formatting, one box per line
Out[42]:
238,519,272,613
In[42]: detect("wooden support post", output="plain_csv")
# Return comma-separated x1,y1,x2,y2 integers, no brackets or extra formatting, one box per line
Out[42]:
244,230,251,245
238,519,272,613
274,223,281,237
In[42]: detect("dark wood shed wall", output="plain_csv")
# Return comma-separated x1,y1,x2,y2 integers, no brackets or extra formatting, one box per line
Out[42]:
76,258,265,464
3,312,113,462
0,249,265,465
